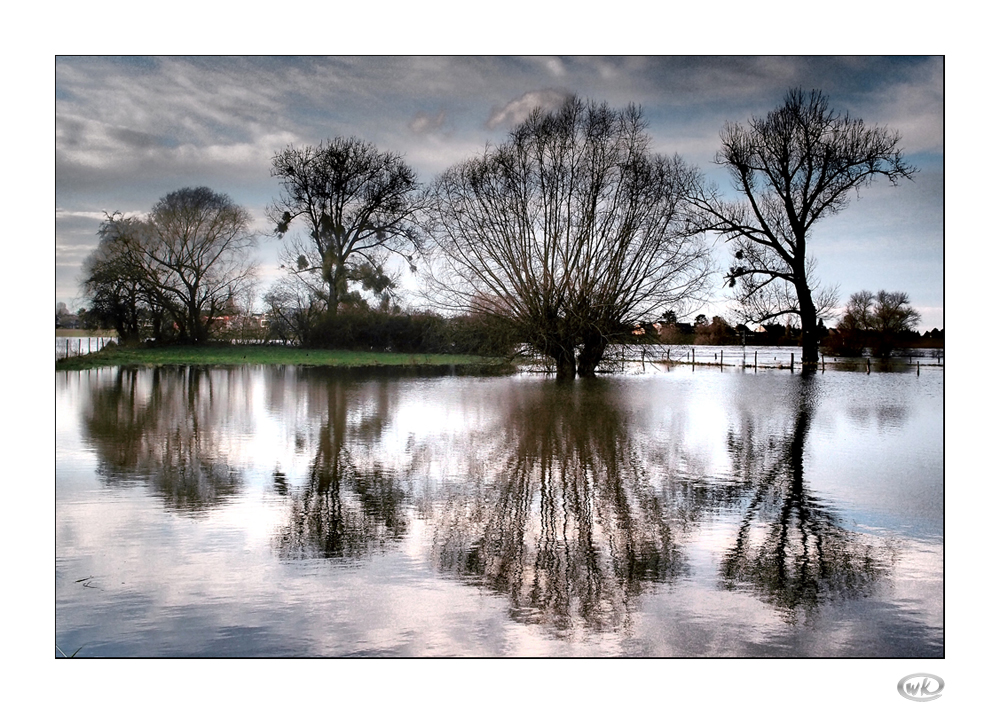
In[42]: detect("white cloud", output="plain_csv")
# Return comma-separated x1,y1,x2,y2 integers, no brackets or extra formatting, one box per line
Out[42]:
544,57,566,78
409,110,447,135
486,89,573,129
55,209,114,222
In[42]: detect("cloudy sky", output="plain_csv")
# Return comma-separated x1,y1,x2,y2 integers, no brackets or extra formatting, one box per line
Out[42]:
55,55,944,330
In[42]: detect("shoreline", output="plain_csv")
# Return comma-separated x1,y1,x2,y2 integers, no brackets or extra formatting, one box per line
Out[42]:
55,343,514,374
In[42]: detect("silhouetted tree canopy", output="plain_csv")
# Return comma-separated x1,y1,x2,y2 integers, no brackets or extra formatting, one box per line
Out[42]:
424,97,711,379
827,289,921,357
84,187,257,343
82,216,152,344
688,88,916,364
268,138,422,315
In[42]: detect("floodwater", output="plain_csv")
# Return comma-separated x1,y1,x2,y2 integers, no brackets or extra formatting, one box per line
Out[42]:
55,364,943,657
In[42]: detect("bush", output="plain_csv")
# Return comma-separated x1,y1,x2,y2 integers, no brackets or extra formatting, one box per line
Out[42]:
302,309,516,356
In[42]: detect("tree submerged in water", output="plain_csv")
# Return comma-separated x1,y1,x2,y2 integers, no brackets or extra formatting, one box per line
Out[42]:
424,97,711,379
689,88,916,365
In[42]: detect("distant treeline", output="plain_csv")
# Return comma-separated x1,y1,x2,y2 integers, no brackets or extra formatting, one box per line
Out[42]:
69,299,942,359
655,316,942,352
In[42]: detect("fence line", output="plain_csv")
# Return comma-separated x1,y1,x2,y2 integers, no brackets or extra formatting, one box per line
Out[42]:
630,344,943,373
55,336,116,361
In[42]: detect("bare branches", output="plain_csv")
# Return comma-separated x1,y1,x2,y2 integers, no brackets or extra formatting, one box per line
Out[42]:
688,88,915,362
84,188,258,343
425,97,711,378
831,289,921,357
268,138,422,313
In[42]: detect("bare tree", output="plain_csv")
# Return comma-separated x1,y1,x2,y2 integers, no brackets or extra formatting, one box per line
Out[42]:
688,88,916,364
424,97,712,379
263,277,325,345
93,188,258,343
833,289,920,357
268,138,421,314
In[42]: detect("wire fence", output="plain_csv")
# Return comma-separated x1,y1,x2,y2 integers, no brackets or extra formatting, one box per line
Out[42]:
56,336,116,361
519,343,945,375
621,344,944,372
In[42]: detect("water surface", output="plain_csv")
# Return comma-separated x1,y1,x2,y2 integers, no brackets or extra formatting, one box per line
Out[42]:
56,365,943,656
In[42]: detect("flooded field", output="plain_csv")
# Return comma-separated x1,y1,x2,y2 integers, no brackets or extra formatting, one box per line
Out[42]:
56,364,943,656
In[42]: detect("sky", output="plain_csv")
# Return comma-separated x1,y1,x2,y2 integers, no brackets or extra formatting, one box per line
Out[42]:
55,55,944,330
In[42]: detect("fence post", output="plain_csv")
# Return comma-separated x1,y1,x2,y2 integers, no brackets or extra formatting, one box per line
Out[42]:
790,353,794,372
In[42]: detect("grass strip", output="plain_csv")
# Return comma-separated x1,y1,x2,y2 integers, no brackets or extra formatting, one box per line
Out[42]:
56,343,512,372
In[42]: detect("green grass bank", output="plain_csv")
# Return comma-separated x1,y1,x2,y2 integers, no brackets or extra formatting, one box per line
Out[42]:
56,342,514,374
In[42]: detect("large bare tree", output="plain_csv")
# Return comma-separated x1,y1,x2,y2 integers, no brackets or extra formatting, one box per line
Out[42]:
688,88,916,364
90,187,258,343
268,138,421,314
424,97,711,379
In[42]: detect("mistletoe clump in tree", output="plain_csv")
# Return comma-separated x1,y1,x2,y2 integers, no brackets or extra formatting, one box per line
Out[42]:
268,138,422,316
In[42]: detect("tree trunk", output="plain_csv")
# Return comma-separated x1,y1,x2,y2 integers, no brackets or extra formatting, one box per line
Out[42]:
796,281,819,365
546,343,577,380
576,336,607,378
556,352,576,380
327,255,347,316
189,303,208,344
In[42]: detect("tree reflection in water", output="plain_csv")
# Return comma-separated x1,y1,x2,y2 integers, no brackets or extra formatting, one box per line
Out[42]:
719,373,894,620
77,366,903,635
420,381,684,634
271,372,408,560
81,367,248,515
